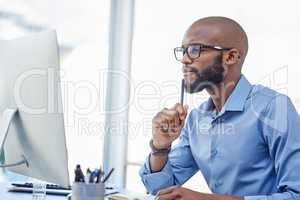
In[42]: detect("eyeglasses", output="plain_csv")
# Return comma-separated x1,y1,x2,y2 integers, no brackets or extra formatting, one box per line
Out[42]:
174,43,231,62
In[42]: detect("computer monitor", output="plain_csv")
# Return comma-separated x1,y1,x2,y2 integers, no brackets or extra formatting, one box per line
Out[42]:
0,30,70,187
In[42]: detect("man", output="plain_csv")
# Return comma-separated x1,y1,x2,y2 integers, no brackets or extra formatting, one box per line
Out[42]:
139,16,300,200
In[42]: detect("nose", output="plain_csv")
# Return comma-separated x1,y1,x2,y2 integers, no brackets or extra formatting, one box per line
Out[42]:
180,52,192,65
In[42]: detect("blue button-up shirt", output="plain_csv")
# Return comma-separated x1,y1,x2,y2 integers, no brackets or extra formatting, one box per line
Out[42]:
140,75,300,200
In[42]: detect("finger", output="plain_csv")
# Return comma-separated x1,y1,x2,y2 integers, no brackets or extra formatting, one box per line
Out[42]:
162,107,183,126
166,115,182,135
156,186,178,196
175,104,188,121
157,189,181,200
153,113,172,129
175,104,184,115
157,112,175,122
156,112,180,131
152,114,172,129
170,112,180,133
169,125,181,134
161,108,179,117
163,121,181,135
160,123,169,133
184,105,189,113
153,112,182,134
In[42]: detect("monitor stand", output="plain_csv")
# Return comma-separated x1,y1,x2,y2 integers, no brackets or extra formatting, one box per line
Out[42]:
0,108,28,168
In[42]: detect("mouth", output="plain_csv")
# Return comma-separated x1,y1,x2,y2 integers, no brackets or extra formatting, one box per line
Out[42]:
182,65,199,74
183,72,195,77
182,66,200,82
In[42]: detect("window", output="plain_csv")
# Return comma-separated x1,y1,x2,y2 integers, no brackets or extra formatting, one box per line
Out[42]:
0,0,110,182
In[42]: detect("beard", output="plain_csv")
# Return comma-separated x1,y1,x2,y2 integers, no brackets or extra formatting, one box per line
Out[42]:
184,53,225,93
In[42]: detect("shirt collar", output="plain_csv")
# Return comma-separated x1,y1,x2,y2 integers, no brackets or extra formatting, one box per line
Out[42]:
202,75,252,113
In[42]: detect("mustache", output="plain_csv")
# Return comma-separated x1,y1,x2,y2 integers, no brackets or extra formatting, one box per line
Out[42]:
182,66,199,74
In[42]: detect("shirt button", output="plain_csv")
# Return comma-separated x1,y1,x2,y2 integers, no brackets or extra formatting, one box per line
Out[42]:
211,149,218,157
215,181,223,187
219,118,225,123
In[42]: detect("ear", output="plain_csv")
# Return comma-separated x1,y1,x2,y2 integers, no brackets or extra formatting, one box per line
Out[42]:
223,48,241,65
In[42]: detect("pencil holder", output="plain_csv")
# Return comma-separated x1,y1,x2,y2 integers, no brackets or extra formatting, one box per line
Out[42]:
71,182,105,200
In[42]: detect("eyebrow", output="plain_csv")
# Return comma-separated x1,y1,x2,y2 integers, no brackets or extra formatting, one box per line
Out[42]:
182,43,232,50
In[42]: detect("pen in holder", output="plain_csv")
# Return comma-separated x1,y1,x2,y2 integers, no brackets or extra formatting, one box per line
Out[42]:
71,182,105,200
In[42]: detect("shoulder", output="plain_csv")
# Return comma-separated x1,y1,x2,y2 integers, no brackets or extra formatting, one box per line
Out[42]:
250,84,280,101
245,84,290,112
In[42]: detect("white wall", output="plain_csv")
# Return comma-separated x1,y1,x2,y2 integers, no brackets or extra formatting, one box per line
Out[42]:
127,0,300,192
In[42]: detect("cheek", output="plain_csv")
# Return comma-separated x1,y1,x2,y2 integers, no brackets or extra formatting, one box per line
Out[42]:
193,52,220,69
192,56,213,71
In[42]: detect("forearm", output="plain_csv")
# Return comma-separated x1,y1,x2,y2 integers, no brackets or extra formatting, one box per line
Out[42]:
149,153,168,172
140,155,176,194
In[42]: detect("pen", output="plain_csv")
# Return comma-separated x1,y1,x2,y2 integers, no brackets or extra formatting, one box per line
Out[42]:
74,164,85,182
89,169,98,183
100,169,105,182
96,167,104,183
180,79,185,105
102,168,115,183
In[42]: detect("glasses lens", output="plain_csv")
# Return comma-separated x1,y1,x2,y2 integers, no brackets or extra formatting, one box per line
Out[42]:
187,45,201,59
174,47,184,61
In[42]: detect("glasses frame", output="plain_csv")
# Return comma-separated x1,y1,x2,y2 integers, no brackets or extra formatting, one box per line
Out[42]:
174,43,232,61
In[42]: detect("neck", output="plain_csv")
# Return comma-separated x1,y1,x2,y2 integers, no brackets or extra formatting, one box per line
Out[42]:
206,74,241,112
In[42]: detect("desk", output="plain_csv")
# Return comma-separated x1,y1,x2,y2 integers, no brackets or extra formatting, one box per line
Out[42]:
0,182,154,200
0,182,64,200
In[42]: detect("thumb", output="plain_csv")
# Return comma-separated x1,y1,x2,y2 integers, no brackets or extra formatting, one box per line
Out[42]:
184,105,189,113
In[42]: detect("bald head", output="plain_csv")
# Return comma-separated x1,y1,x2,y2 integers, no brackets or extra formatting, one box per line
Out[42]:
183,16,248,65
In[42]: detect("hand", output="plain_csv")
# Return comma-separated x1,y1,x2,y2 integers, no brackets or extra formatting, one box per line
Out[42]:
152,103,188,149
155,186,203,200
155,186,244,200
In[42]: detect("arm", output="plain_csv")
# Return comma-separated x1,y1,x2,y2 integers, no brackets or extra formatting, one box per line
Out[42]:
245,95,300,200
139,108,199,195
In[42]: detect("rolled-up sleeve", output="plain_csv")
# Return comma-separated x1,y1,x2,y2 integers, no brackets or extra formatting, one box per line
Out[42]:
245,95,300,200
139,113,199,194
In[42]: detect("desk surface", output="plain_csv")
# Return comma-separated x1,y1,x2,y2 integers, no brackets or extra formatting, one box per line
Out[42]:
0,182,64,200
0,182,154,200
